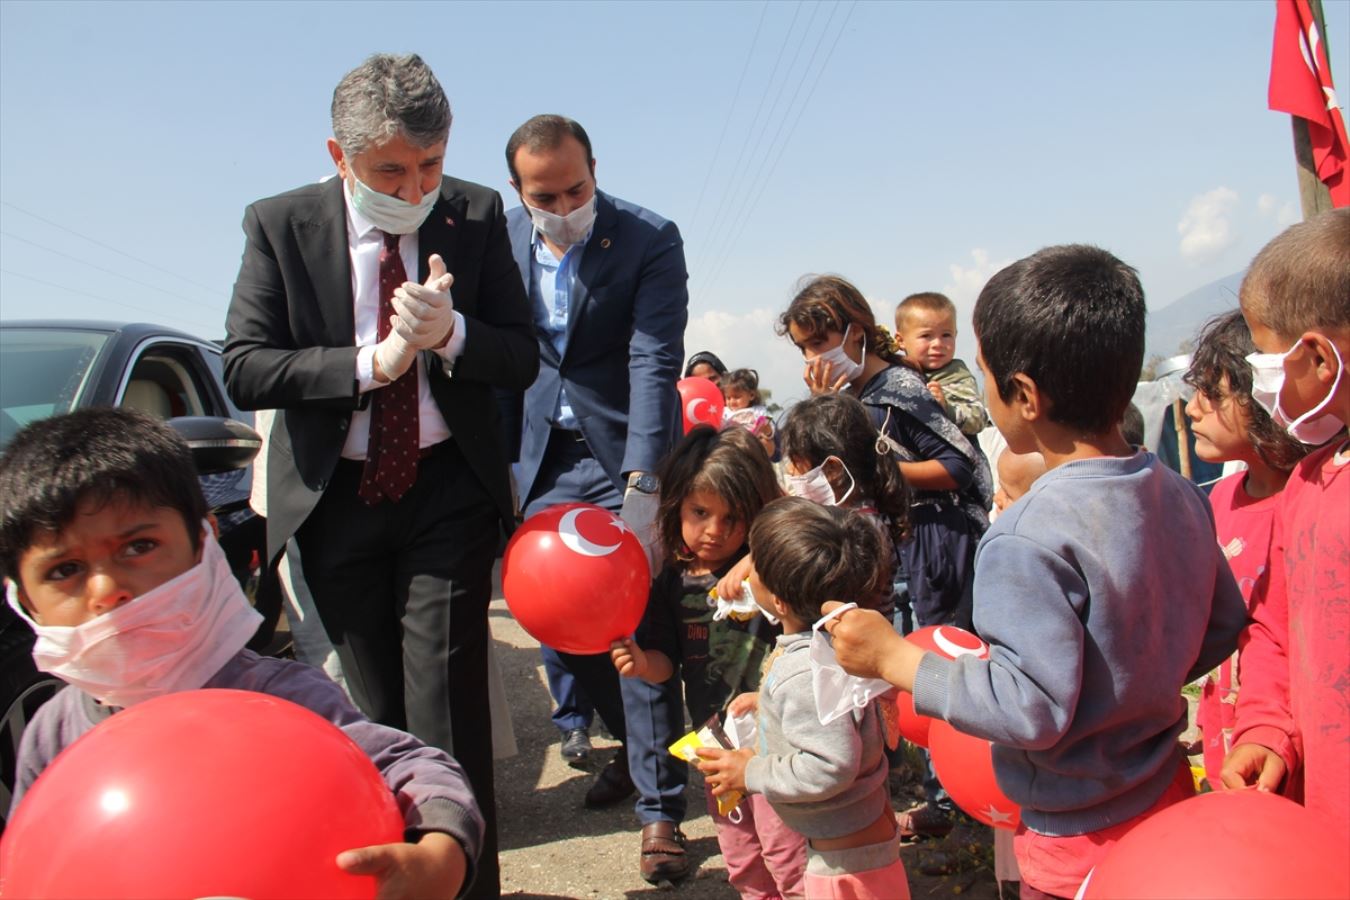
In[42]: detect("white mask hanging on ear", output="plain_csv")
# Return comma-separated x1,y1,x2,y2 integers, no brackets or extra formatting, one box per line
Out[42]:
1248,339,1346,445
809,603,893,725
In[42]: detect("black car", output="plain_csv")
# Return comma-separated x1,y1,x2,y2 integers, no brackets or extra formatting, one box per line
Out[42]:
0,320,270,823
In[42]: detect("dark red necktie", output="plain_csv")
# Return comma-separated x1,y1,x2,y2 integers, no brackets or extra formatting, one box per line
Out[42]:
358,231,420,505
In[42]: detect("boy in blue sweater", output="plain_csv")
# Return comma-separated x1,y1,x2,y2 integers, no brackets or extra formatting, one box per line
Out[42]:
823,245,1246,899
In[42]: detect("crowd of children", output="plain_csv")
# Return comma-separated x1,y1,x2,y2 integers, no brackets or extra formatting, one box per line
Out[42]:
0,209,1344,899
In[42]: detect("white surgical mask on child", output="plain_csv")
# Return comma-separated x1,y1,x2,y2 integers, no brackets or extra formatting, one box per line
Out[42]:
350,175,440,235
1247,339,1346,445
809,603,893,725
5,525,262,708
785,456,856,507
808,325,867,387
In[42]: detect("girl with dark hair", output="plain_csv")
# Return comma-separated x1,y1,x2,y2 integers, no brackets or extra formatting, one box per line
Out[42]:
777,393,910,618
609,427,805,898
1182,310,1310,789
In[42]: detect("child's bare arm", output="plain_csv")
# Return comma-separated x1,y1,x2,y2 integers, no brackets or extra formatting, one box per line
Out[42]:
714,555,755,601
820,602,922,691
610,638,674,683
337,831,466,899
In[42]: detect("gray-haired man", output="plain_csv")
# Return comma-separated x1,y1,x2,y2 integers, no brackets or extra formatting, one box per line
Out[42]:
225,53,538,897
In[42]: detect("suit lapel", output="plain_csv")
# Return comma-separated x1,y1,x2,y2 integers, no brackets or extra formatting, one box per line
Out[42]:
418,178,465,283
294,178,354,347
568,192,618,347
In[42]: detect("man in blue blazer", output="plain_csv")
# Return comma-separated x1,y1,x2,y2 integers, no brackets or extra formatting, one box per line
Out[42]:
502,115,690,883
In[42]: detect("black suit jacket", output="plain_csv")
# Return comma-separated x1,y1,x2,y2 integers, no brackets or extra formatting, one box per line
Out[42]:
224,175,539,560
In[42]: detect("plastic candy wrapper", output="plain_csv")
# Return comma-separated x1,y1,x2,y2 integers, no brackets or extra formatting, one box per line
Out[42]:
707,581,779,625
672,712,756,820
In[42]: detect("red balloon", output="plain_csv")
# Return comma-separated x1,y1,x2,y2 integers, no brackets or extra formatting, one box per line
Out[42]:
1081,790,1349,899
502,502,650,654
928,719,1021,831
895,625,990,748
677,376,724,433
0,689,402,899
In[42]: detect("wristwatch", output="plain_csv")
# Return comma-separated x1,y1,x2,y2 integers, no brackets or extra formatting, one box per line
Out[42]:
627,472,660,494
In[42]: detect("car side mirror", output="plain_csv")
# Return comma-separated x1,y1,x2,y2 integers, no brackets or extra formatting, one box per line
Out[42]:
167,416,262,475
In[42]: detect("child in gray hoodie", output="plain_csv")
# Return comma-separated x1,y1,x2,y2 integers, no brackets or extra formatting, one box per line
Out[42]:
697,497,909,899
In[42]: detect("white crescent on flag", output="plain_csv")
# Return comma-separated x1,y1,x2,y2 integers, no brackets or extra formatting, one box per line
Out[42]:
686,398,709,423
558,508,621,558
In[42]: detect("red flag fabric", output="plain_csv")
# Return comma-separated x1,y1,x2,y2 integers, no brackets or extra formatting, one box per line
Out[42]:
1269,0,1350,206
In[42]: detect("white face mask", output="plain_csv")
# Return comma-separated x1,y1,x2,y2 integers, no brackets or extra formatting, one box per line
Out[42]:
785,456,856,507
809,603,893,725
5,527,262,708
1247,339,1346,445
808,324,866,386
528,194,597,247
350,174,440,235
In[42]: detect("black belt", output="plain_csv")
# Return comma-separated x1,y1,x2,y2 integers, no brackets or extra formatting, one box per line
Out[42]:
551,426,586,442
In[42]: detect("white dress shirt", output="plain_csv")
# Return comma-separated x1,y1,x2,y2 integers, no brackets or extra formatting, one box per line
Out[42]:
340,180,466,459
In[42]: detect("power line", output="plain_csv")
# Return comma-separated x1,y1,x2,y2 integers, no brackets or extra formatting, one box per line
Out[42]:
0,268,223,337
0,201,225,297
686,0,771,235
0,230,217,308
700,0,843,289
701,1,856,296
695,1,806,274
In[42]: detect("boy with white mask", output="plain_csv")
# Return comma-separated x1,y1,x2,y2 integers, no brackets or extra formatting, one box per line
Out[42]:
1221,208,1350,851
0,409,484,899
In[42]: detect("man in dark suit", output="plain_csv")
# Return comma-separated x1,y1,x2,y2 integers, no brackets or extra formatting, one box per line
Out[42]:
501,115,690,883
224,54,537,898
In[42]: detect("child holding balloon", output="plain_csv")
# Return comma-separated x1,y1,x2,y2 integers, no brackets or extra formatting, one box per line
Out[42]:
698,497,908,899
0,408,483,899
1181,310,1309,789
610,425,807,898
819,245,1247,899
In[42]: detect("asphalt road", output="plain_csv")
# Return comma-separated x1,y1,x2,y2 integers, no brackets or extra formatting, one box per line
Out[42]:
488,592,1001,899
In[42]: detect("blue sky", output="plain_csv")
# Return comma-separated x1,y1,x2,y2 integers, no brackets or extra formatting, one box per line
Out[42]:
2,0,1347,404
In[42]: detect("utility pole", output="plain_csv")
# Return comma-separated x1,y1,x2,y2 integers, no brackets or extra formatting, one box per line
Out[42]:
1292,0,1335,219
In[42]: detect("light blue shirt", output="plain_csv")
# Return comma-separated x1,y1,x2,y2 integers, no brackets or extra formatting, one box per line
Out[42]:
529,228,591,428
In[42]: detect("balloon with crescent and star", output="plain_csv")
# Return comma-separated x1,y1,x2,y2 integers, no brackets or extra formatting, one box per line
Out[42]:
501,503,650,654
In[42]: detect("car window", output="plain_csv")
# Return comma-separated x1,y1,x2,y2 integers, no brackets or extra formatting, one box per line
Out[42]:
0,328,109,450
200,345,252,427
119,342,217,420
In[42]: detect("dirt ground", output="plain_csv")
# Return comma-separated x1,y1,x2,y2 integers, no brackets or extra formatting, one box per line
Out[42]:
488,593,1003,900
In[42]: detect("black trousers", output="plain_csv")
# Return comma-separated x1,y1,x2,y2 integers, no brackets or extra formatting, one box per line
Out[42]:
296,441,501,897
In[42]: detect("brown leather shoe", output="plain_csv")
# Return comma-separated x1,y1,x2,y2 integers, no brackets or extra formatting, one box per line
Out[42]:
583,751,635,808
639,820,690,884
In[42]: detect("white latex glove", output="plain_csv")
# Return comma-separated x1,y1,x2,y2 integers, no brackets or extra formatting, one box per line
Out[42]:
392,254,455,350
619,485,661,579
373,329,417,383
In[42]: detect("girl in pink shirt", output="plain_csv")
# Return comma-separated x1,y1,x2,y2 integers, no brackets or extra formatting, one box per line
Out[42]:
1183,311,1309,788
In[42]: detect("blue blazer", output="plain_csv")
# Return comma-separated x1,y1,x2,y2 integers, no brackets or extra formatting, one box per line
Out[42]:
505,190,688,503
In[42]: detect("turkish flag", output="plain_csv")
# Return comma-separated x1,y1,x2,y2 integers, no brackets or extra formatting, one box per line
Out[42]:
1269,0,1350,206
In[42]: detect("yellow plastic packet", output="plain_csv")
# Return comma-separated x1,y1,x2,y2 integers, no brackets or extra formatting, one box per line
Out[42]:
669,715,744,817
